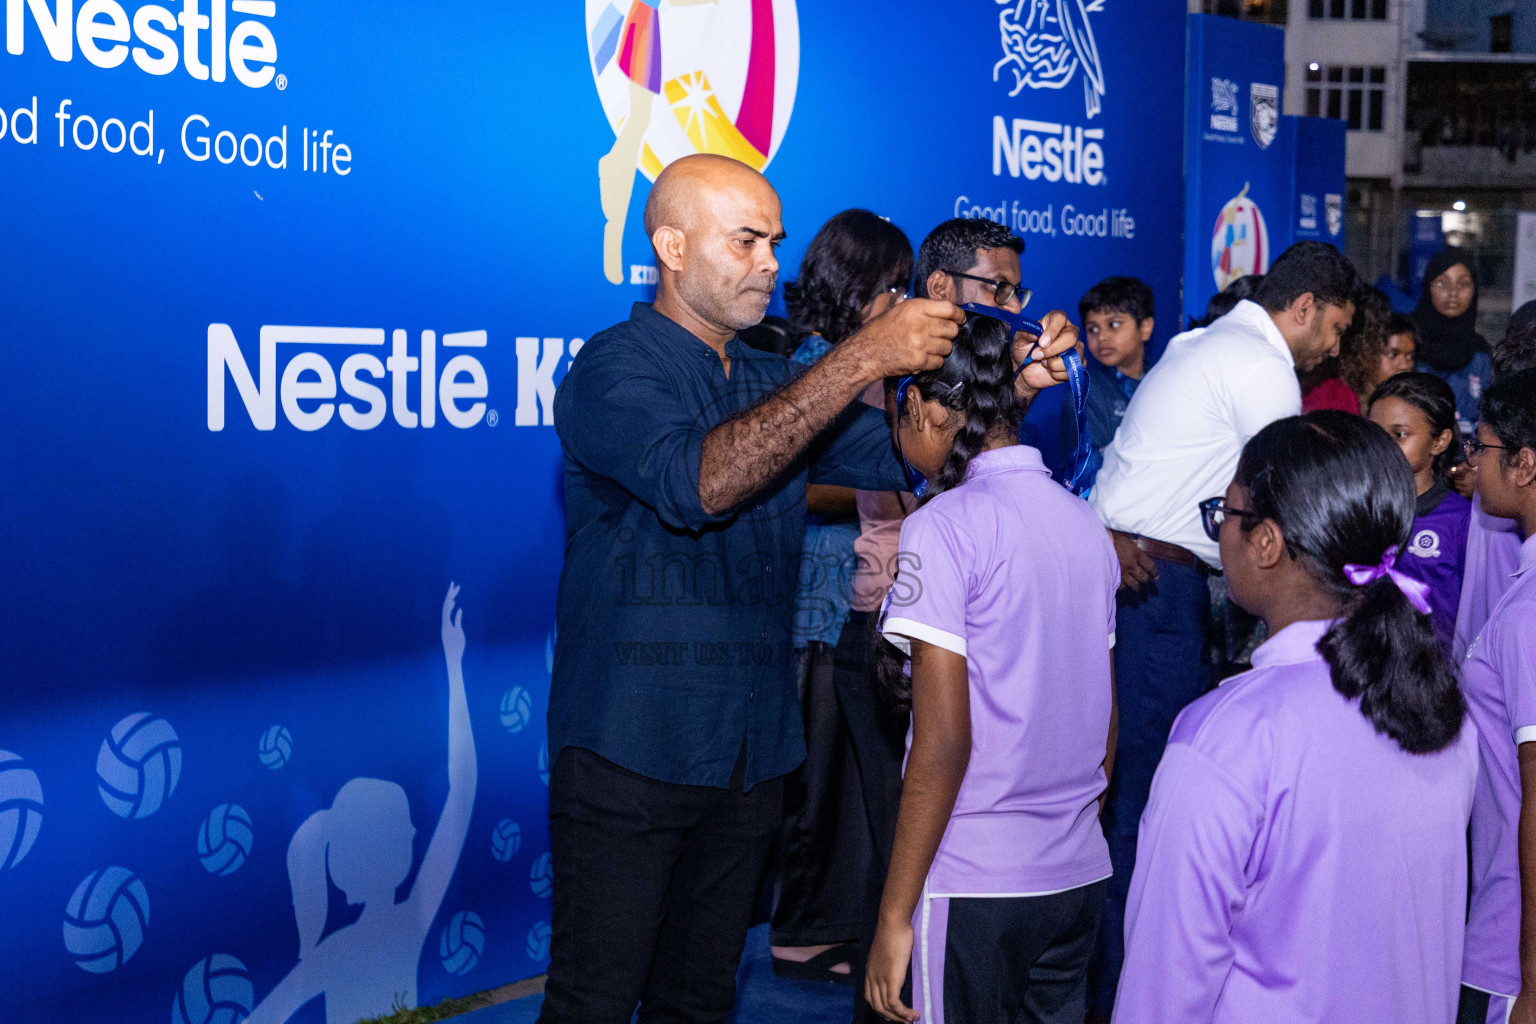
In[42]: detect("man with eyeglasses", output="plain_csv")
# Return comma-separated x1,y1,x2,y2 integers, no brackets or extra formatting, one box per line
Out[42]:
1083,241,1359,1021
912,217,1031,314
544,155,1083,1024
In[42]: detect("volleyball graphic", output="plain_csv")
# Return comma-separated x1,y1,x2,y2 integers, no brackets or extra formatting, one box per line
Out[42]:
1211,182,1270,291
0,750,43,871
97,712,182,819
527,921,553,962
587,0,801,283
258,725,292,770
538,740,550,787
491,818,521,862
197,803,254,876
63,866,150,973
438,910,485,975
529,851,554,898
172,954,254,1024
500,687,533,734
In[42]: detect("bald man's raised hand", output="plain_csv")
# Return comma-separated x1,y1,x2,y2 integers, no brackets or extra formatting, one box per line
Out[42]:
841,299,964,381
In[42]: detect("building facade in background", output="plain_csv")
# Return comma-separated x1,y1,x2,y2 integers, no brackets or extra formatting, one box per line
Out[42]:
1197,0,1536,338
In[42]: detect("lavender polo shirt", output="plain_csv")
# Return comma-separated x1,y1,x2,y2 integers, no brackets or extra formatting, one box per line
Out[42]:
880,445,1118,894
1454,495,1524,663
1116,620,1479,1024
1462,532,1536,998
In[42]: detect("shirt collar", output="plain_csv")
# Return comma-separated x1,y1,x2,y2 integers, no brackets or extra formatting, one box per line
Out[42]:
1230,299,1295,368
1516,533,1536,577
631,302,745,362
1246,619,1330,673
1415,479,1451,518
962,444,1048,483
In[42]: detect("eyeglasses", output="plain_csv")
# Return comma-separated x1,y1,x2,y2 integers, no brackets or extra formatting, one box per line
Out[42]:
1431,277,1475,295
949,271,1032,310
1198,497,1263,543
1462,437,1510,465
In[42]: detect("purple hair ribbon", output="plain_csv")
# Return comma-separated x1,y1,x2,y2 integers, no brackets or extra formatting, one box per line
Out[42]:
1342,549,1434,616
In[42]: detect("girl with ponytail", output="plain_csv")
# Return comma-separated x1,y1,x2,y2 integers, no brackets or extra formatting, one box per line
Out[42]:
1116,411,1477,1024
864,313,1121,1024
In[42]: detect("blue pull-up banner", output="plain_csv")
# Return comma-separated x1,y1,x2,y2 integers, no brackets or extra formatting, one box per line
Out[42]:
1287,113,1348,250
0,2,1187,1021
1182,13,1291,326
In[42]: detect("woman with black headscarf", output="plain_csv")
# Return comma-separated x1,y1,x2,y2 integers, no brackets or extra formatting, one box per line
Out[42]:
1412,247,1494,433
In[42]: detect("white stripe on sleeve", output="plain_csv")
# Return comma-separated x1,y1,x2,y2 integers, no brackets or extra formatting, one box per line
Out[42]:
882,617,967,657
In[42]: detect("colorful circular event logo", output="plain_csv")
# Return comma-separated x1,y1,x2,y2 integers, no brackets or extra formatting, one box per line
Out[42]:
1211,183,1269,291
586,0,800,283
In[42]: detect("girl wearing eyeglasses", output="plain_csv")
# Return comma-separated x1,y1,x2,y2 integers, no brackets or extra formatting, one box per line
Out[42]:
863,313,1118,1024
1365,371,1470,650
1457,368,1536,1024
1413,248,1494,435
1122,412,1476,1024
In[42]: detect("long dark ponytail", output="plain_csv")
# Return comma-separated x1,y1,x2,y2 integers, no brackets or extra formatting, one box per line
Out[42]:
1235,411,1464,754
872,313,1022,708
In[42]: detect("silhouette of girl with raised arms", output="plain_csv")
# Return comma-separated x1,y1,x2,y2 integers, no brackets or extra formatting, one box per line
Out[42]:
246,584,477,1024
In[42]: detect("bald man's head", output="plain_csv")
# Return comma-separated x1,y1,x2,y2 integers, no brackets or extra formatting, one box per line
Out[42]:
643,154,771,238
645,154,785,336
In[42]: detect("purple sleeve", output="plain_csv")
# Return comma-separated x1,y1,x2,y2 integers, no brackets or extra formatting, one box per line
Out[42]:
1499,597,1536,743
1104,533,1121,642
1456,499,1523,660
1117,742,1261,1022
880,509,971,657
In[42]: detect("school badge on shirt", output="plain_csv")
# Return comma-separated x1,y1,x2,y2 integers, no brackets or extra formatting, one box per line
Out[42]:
1409,529,1443,559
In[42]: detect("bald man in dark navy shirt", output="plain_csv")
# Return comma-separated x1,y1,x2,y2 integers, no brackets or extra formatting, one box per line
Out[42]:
543,154,1080,1024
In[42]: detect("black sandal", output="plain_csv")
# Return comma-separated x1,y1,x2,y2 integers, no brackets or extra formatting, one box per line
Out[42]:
771,942,858,985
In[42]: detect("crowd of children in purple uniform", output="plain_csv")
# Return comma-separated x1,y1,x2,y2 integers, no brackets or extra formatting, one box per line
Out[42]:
757,219,1536,1024
550,167,1536,1024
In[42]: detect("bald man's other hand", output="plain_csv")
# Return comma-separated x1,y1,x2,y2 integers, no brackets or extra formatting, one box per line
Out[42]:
840,299,964,382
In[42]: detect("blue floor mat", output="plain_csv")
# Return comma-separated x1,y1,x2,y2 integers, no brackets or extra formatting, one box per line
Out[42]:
461,924,854,1024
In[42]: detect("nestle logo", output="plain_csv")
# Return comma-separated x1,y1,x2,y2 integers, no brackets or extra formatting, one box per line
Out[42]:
6,0,278,88
991,117,1106,186
1210,77,1240,133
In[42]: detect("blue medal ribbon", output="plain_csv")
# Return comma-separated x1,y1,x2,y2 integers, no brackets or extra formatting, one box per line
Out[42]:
894,304,1091,497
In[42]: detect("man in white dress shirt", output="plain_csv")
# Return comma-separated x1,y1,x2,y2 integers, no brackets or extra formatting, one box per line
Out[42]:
1085,241,1358,1020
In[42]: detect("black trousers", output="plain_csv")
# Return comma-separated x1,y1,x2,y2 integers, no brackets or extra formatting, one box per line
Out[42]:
826,611,912,1022
537,746,783,1024
771,639,880,947
944,881,1107,1024
1457,984,1497,1023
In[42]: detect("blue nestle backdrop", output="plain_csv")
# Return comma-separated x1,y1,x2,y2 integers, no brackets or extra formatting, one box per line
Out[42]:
0,2,1185,1021
1287,114,1347,250
1182,13,1289,326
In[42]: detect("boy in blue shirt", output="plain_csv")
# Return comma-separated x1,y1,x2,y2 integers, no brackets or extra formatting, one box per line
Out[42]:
1061,276,1155,490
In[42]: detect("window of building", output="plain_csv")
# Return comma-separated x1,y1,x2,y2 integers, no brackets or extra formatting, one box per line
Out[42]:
1491,13,1513,54
1308,0,1387,20
1307,65,1387,130
1203,0,1288,22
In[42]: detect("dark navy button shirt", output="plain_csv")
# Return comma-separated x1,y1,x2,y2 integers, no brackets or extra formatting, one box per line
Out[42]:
551,303,907,789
